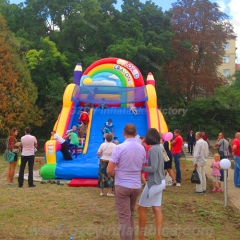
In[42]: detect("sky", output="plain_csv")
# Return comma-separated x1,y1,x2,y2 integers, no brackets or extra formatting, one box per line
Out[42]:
9,0,240,61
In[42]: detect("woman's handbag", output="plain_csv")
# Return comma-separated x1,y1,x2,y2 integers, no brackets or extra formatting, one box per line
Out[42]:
3,137,16,162
163,148,170,162
3,149,15,162
191,168,201,184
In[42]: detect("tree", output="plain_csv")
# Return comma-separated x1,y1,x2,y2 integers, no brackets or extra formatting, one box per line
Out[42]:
178,82,240,138
1,0,176,136
26,37,69,134
0,15,42,134
233,70,240,88
162,0,234,104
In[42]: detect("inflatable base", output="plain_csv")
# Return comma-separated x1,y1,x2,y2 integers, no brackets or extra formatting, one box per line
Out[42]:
68,178,98,187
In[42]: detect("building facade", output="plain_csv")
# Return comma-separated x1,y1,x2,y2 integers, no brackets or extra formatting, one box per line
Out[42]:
218,38,237,77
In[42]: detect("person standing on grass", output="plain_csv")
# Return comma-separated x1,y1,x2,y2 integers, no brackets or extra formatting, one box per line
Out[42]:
232,132,240,188
202,131,210,146
97,133,116,197
193,132,209,194
107,124,145,240
6,127,20,185
138,128,166,240
215,132,229,182
211,153,223,192
171,129,183,186
214,132,229,159
163,140,177,186
18,127,37,188
187,130,195,155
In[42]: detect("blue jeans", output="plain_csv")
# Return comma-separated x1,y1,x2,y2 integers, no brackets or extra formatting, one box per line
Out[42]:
173,153,181,183
234,156,240,187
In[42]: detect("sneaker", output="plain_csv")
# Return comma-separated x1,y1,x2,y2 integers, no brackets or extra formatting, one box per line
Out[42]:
107,193,114,197
211,188,217,192
217,188,223,192
29,184,36,187
100,193,104,196
176,183,181,187
194,191,203,194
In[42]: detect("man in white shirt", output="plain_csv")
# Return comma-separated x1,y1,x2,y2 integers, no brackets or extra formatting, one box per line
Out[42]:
51,131,72,160
18,127,37,188
193,132,209,194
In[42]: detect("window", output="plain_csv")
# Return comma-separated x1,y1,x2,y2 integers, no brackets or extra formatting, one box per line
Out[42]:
223,56,230,63
224,42,230,50
223,69,230,77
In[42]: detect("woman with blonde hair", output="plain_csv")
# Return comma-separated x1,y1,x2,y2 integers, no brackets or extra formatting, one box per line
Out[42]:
6,127,20,185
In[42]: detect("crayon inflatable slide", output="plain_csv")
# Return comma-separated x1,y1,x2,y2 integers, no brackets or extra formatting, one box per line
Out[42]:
40,58,168,186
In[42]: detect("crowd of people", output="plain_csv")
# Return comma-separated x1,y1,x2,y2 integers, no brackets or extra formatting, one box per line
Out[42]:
4,115,240,239
97,126,240,239
185,129,240,192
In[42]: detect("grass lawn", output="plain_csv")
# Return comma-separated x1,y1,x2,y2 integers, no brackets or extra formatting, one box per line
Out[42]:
0,157,239,240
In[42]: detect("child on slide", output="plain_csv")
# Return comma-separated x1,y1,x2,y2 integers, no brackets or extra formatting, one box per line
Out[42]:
78,121,88,146
78,108,90,126
129,103,138,115
65,131,80,158
99,98,107,109
101,119,114,140
66,125,77,134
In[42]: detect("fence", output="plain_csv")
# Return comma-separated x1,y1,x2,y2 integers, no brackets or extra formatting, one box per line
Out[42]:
0,139,47,154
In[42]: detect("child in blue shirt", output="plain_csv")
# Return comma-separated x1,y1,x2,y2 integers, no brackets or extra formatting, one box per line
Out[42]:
102,119,114,140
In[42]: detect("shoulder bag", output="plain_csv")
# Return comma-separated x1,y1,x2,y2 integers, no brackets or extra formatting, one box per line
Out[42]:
3,137,15,162
163,147,170,162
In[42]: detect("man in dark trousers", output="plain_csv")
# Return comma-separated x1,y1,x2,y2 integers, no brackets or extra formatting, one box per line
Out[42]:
18,127,38,188
187,130,195,155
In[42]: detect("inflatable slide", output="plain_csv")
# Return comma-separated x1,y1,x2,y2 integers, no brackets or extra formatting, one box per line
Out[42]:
40,58,168,186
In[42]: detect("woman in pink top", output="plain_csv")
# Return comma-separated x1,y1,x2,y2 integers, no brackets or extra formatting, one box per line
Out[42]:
211,153,222,192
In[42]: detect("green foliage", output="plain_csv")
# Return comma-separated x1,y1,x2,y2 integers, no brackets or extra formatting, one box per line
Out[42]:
1,0,235,138
26,37,69,135
175,84,240,138
0,14,42,134
233,70,240,88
